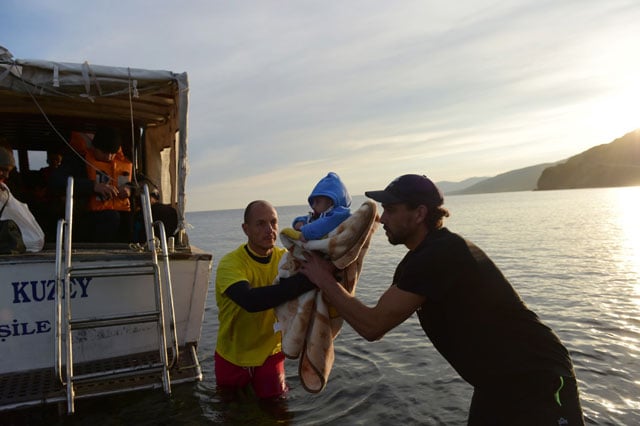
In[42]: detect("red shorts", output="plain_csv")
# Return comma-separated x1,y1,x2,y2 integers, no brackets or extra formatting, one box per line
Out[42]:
214,351,288,399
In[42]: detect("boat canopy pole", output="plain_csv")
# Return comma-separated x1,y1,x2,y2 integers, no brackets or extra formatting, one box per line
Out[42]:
176,72,189,242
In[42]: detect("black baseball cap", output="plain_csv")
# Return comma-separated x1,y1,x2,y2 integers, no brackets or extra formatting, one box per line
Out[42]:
365,174,444,207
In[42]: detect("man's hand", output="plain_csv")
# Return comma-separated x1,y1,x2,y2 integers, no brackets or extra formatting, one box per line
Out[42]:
94,182,119,200
117,184,132,199
299,251,337,290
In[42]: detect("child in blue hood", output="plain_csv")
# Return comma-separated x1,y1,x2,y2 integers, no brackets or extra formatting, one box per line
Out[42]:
292,172,351,242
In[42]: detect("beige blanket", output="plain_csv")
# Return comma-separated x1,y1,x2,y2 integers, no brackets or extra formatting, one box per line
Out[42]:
274,200,378,393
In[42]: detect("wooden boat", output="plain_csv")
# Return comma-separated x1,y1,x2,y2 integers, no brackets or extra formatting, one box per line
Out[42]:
0,46,212,414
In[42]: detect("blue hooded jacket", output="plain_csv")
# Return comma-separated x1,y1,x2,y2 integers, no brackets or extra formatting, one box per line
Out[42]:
292,172,352,240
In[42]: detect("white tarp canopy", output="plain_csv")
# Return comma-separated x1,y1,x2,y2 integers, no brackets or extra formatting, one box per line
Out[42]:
0,46,190,232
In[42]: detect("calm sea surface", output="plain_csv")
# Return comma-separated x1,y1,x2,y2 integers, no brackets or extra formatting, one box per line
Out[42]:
11,187,640,425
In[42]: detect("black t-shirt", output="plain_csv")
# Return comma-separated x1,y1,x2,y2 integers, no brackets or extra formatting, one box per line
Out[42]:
394,227,574,387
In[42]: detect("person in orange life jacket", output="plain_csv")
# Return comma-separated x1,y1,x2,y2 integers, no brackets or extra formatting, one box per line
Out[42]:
51,128,133,242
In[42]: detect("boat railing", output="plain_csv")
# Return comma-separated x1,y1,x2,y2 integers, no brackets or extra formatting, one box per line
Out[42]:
141,183,180,367
54,177,179,414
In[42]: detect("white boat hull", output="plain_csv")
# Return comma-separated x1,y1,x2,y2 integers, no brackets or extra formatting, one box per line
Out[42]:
0,247,212,375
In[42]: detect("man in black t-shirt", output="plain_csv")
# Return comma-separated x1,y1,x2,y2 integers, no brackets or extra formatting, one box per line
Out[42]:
300,174,585,425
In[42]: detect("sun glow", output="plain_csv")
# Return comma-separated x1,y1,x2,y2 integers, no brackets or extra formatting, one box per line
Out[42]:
577,17,640,143
587,83,640,145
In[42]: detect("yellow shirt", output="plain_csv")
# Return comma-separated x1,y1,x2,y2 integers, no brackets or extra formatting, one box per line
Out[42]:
215,244,286,366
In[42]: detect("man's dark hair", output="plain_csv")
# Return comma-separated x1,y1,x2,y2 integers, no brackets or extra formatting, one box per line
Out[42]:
406,201,450,231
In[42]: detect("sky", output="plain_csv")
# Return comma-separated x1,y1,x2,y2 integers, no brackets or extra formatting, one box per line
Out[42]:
2,0,640,211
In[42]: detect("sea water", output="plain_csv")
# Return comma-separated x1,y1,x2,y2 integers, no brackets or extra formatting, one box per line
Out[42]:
11,187,640,425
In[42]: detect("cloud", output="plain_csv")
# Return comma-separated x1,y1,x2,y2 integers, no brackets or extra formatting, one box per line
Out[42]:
4,0,640,210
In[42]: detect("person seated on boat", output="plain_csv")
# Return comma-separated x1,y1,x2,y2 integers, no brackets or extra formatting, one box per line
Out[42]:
0,138,27,200
0,146,45,253
51,127,133,243
0,144,15,188
132,184,178,243
40,149,63,182
289,172,352,242
28,148,65,242
215,200,316,400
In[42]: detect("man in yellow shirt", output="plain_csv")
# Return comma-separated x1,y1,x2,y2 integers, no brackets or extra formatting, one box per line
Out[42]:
215,200,314,399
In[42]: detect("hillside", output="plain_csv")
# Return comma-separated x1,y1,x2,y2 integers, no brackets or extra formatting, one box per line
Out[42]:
537,130,640,190
448,163,553,195
436,177,488,193
437,128,640,195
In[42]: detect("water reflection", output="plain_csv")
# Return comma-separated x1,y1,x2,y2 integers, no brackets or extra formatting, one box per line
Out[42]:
208,389,293,425
614,187,640,305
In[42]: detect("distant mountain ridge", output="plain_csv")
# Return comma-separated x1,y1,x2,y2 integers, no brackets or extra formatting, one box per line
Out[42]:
537,130,640,190
448,163,554,195
436,128,640,195
436,177,488,193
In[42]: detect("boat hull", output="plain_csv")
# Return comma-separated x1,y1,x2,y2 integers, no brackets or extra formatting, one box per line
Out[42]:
0,247,212,375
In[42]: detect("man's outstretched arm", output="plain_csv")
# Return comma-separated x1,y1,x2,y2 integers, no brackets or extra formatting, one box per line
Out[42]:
299,251,425,341
225,274,316,313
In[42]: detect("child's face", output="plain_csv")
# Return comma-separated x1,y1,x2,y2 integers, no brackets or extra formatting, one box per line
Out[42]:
311,196,333,215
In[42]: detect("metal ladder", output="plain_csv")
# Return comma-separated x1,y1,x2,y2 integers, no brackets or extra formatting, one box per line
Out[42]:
54,177,179,414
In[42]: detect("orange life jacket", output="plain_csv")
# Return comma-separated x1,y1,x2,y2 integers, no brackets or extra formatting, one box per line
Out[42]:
69,131,133,212
70,131,133,212
85,149,132,212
